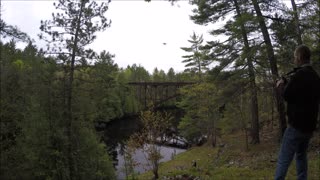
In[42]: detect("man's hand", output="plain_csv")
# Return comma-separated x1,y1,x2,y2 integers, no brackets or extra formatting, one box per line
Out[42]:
276,79,285,87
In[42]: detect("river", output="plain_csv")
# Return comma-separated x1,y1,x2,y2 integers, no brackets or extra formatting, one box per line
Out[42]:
102,114,187,180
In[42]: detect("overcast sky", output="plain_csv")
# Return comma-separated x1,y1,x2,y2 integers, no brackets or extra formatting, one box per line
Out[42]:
1,0,219,73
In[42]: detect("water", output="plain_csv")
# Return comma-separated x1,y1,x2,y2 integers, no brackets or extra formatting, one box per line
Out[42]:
102,115,186,180
115,144,186,180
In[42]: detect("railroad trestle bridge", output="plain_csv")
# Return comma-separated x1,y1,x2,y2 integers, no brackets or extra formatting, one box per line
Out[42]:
128,81,195,109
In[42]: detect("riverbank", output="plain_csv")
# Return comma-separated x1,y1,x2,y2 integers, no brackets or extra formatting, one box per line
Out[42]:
137,130,320,179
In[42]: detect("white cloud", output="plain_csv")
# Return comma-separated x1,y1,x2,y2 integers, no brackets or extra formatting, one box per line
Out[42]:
2,0,214,73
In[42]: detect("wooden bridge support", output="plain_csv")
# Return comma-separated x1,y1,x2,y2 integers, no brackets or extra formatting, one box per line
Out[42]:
128,82,195,109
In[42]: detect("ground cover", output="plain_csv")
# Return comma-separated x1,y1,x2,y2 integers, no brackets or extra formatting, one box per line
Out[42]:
136,128,320,180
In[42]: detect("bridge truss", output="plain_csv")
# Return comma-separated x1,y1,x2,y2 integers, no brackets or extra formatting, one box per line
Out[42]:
128,82,195,109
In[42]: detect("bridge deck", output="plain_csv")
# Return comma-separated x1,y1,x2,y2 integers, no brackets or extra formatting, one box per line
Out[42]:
128,82,195,86
128,81,196,109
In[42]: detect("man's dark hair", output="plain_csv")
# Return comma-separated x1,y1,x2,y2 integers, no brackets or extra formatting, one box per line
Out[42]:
295,45,311,63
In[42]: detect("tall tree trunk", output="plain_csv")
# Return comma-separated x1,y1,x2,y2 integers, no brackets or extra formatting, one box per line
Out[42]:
291,0,303,45
234,0,260,144
198,57,202,81
212,111,216,147
66,1,85,179
251,0,287,141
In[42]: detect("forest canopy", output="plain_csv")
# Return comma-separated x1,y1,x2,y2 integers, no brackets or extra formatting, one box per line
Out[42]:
1,0,319,179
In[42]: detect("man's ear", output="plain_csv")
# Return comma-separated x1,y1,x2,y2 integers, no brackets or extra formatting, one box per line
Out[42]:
296,55,304,65
298,55,302,64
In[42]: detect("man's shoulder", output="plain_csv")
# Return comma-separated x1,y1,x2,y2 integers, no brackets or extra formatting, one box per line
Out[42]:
289,66,320,87
303,66,320,87
296,66,319,77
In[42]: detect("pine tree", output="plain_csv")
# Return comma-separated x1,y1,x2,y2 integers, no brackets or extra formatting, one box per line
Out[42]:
190,0,261,143
181,32,210,81
0,4,30,43
39,0,112,178
251,0,287,140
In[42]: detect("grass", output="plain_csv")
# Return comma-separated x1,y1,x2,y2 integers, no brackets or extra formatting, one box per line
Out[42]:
135,128,320,180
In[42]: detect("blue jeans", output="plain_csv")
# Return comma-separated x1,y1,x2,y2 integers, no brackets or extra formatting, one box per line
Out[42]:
275,127,312,180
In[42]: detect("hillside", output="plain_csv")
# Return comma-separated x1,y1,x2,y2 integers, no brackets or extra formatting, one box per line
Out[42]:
137,127,320,180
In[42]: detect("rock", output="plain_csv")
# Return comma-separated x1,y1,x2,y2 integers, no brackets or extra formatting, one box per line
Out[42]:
219,143,226,148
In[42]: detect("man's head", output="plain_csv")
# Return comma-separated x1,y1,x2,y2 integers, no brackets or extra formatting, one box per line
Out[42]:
294,45,311,66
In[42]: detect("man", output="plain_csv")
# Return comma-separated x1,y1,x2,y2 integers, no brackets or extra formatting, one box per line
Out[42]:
275,45,320,180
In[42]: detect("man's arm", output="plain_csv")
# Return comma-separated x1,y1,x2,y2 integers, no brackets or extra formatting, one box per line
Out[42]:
276,78,287,98
282,71,304,102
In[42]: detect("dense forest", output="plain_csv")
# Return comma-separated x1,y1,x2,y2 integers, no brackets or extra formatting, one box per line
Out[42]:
1,0,319,179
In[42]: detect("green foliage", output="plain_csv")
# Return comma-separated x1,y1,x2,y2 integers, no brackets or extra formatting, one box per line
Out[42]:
38,0,115,178
39,0,111,56
188,0,320,143
300,0,320,73
167,68,176,82
180,32,211,81
218,95,250,134
177,83,219,144
73,122,116,179
1,0,320,179
127,109,173,179
0,40,115,179
0,38,185,179
138,131,320,180
0,19,31,42
152,68,167,82
126,64,151,82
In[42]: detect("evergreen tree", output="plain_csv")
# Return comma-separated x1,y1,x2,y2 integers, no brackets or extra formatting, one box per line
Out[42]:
39,0,114,178
290,0,303,45
177,83,218,146
190,0,261,143
298,0,320,72
251,0,287,140
0,4,30,43
180,32,210,81
167,68,176,82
